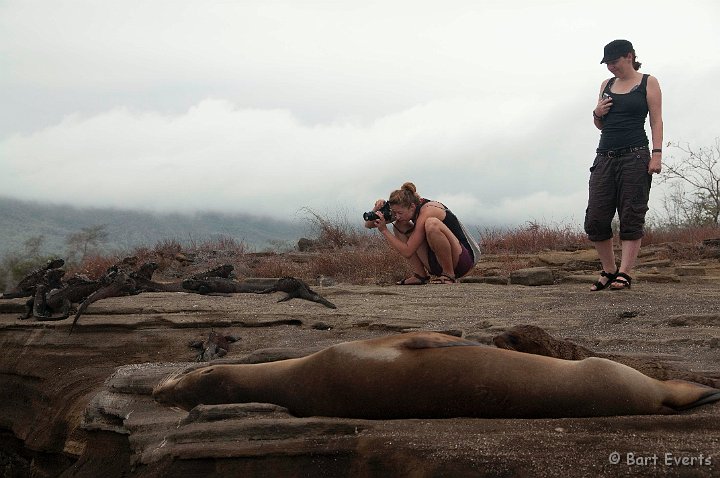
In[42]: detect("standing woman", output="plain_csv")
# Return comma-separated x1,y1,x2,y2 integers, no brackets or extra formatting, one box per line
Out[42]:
585,39,663,290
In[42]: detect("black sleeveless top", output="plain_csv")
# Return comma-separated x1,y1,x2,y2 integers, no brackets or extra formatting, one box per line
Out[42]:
413,199,475,261
597,74,649,151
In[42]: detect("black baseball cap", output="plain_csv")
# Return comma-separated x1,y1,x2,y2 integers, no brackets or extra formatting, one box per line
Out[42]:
600,39,634,64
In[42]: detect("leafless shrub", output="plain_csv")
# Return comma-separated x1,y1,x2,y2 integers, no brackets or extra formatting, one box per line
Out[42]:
661,139,720,226
299,207,372,250
69,254,120,279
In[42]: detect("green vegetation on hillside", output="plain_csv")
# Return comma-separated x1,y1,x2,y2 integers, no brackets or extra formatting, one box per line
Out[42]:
0,196,305,257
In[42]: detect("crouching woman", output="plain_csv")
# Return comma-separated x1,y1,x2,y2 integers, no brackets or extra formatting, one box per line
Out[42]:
365,182,479,284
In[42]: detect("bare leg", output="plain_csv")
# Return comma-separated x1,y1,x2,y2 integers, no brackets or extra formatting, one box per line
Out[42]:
405,252,430,282
425,218,462,278
393,228,430,284
618,239,641,273
590,239,617,291
610,238,641,289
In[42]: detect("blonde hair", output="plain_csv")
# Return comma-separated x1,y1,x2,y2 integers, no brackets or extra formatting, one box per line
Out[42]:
388,182,421,208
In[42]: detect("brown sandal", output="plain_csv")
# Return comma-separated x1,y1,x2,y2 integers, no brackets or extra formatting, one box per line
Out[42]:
397,273,430,285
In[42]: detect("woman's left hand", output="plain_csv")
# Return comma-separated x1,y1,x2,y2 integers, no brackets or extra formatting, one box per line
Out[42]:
648,156,662,174
374,216,388,232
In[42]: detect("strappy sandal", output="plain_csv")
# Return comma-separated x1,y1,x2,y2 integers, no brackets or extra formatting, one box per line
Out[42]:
430,274,457,284
397,273,430,285
610,272,632,290
590,270,617,291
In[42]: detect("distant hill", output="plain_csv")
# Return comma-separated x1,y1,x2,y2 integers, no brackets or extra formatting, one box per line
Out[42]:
0,196,307,258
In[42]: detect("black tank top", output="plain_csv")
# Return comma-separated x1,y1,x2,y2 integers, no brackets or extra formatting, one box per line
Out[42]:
414,199,474,261
597,74,649,151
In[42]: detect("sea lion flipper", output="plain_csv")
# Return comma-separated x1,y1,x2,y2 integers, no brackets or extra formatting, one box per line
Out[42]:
679,391,720,410
401,332,480,350
662,381,720,411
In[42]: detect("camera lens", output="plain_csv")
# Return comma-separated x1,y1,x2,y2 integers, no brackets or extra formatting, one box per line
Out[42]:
363,211,379,221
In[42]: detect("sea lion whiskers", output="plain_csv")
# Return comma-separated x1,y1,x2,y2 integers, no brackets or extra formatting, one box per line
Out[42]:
153,360,301,411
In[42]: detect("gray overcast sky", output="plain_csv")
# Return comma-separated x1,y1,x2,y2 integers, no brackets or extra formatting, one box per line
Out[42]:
1,0,719,227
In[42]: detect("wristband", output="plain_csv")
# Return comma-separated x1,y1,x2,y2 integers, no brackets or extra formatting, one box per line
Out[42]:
652,148,662,153
592,111,603,120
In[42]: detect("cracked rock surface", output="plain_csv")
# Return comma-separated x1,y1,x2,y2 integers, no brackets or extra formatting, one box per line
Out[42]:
2,252,720,477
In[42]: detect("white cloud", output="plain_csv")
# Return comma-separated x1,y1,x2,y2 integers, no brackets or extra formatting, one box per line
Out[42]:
1,95,591,224
1,0,719,228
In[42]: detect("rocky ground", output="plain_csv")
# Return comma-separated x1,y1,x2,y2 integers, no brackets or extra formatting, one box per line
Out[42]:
1,246,719,477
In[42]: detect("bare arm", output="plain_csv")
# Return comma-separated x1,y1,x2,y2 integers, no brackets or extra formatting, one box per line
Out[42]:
378,218,426,259
376,205,438,258
646,75,663,174
592,79,611,130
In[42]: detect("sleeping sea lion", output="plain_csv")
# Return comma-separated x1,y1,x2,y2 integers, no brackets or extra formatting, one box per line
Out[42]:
153,332,720,419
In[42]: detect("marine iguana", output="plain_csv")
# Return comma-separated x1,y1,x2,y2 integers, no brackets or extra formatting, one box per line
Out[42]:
189,264,235,280
132,263,237,293
68,264,243,332
189,330,240,361
130,261,159,280
20,275,101,321
69,269,140,333
1,258,65,299
181,276,336,308
18,257,151,321
256,277,336,309
180,277,268,295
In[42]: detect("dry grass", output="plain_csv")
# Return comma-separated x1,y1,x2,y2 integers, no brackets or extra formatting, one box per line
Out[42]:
306,244,411,285
642,225,719,247
69,255,120,279
249,235,409,285
32,218,720,286
478,221,589,255
249,254,306,279
642,225,720,260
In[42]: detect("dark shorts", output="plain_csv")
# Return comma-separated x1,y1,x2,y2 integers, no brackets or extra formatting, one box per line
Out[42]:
584,148,652,242
428,244,474,278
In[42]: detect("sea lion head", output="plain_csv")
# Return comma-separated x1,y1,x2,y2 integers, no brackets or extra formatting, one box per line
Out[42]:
493,325,593,360
152,365,234,410
493,325,556,356
152,365,210,410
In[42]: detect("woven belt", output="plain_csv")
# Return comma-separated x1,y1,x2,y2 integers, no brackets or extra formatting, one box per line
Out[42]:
596,146,648,157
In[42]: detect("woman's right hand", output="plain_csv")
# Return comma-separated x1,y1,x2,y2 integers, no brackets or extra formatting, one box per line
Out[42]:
364,199,386,229
594,96,613,118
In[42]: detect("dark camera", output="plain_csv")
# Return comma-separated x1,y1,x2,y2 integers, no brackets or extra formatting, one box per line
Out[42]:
363,202,393,222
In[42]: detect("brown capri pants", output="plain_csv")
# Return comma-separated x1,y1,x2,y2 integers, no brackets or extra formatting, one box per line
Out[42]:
584,148,652,242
